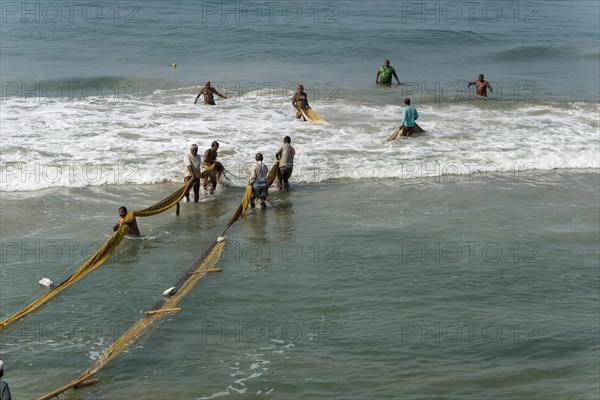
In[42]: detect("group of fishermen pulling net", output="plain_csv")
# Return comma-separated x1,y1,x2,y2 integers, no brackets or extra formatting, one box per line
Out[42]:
1,159,280,400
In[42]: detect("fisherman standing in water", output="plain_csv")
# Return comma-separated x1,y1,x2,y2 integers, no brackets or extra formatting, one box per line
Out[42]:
201,141,220,195
275,136,295,191
194,81,227,105
291,84,310,121
183,143,202,202
468,74,493,97
112,206,141,236
400,98,419,136
376,60,401,86
249,153,269,209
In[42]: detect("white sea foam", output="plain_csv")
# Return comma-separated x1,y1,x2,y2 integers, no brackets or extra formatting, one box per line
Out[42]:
1,89,598,191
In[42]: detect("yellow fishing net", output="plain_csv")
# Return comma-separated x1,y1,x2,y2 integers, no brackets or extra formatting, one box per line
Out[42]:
266,159,279,185
384,123,426,142
300,108,327,124
38,240,225,400
6,160,275,398
0,165,216,330
39,172,253,399
0,225,128,329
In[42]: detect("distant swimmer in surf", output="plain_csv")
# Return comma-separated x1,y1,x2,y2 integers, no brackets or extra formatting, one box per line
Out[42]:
194,81,227,105
291,84,310,121
113,206,141,236
468,74,493,97
376,59,401,86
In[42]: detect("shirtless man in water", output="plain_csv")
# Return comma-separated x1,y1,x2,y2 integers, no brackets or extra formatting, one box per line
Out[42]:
201,141,220,195
468,74,493,97
113,206,140,236
194,81,227,105
291,85,310,121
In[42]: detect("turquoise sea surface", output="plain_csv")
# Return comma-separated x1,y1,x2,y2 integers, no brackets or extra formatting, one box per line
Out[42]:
1,1,599,399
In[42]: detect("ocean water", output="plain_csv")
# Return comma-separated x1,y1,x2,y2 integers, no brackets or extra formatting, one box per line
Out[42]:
1,173,599,399
1,0,599,399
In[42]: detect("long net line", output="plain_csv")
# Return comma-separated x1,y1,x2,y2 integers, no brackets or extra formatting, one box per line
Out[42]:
0,225,129,330
0,165,217,330
38,160,280,399
38,240,225,400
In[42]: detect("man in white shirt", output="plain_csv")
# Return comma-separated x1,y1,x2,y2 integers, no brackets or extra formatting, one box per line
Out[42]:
184,144,202,202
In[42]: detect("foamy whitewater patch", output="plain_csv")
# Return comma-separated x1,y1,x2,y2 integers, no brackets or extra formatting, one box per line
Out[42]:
1,88,598,191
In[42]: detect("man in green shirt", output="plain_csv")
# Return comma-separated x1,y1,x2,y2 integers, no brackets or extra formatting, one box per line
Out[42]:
376,60,401,86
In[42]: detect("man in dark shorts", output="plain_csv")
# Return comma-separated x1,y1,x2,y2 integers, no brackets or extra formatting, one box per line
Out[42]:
183,143,202,202
291,84,310,121
202,141,219,195
468,74,493,97
194,81,227,105
275,136,295,191
376,60,401,86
